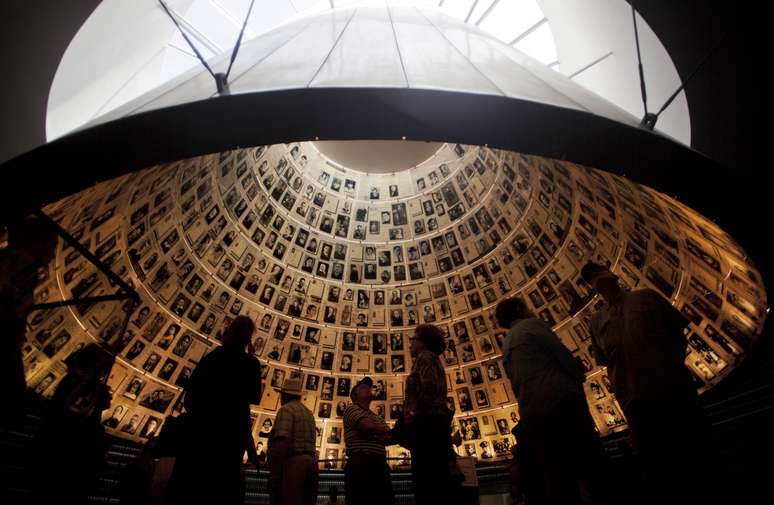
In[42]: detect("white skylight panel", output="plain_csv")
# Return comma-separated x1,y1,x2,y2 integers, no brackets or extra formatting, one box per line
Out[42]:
441,0,477,21
290,0,331,12
514,22,557,64
182,1,240,50
161,44,203,80
214,0,296,36
479,0,543,43
169,29,217,57
471,0,497,25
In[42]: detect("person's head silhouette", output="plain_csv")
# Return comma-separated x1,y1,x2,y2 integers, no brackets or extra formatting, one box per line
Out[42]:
221,316,255,350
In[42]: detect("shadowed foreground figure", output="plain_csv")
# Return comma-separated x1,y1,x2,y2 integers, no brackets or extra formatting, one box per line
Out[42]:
166,316,262,505
0,215,57,428
268,375,318,505
393,324,462,505
344,376,394,505
496,297,608,505
33,343,114,504
581,262,712,503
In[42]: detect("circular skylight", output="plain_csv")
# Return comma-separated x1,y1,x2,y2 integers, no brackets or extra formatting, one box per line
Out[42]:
47,0,560,139
47,0,691,145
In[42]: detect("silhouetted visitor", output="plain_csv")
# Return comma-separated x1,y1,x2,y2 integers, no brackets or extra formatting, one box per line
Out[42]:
394,324,460,505
581,262,709,502
344,376,394,505
166,315,262,505
0,215,57,428
33,342,114,504
268,376,318,505
496,297,606,505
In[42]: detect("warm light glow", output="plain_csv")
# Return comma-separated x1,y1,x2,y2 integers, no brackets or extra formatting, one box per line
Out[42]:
24,141,765,466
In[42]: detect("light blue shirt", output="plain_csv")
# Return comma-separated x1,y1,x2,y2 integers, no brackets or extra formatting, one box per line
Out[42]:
503,318,585,423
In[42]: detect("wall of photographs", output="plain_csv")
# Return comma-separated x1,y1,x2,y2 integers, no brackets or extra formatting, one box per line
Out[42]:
23,141,767,465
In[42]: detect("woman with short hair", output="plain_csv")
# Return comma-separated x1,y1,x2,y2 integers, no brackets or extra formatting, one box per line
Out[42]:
396,324,460,504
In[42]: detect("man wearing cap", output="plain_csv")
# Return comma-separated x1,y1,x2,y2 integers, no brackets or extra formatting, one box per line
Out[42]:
268,376,318,505
343,377,394,505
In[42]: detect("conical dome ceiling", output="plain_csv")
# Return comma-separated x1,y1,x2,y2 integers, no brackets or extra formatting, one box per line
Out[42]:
12,4,766,468
25,139,766,462
84,5,636,131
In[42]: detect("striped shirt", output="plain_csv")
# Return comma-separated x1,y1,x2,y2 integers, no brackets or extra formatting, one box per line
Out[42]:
343,403,388,456
273,399,317,453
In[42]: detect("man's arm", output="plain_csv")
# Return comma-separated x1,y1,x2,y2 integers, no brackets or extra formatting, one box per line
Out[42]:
346,405,391,443
183,352,214,413
588,314,609,367
249,358,263,405
649,290,690,354
267,436,292,475
357,416,389,435
359,417,392,444
268,408,293,472
534,324,585,383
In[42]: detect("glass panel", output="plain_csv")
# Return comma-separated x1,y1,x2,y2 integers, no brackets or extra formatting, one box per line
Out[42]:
471,0,497,25
421,8,577,109
311,6,407,88
217,0,298,38
391,6,500,94
230,8,354,92
182,1,240,50
479,0,543,43
514,22,557,65
441,0,477,21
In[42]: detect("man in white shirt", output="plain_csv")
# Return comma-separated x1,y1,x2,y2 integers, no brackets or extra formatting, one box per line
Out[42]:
496,297,606,505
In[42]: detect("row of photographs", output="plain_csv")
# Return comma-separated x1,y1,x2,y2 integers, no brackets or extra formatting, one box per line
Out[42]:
51,160,760,386
22,140,757,442
247,142,486,204
213,146,519,254
50,154,764,386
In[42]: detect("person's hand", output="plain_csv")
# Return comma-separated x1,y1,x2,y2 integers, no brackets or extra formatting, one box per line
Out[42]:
375,429,392,445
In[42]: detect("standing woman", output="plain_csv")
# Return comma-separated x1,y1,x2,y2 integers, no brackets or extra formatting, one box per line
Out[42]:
397,324,459,505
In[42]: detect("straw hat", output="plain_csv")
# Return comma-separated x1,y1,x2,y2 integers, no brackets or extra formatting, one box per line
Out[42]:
276,376,303,396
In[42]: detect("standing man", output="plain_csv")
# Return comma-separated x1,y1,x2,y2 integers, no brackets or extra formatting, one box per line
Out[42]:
343,376,394,505
268,376,318,505
495,298,605,505
580,262,706,500
166,315,263,505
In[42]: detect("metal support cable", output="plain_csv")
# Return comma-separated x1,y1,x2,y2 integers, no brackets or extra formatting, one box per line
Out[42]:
31,293,136,311
632,1,648,115
225,0,257,78
655,32,727,118
32,209,139,302
158,0,217,80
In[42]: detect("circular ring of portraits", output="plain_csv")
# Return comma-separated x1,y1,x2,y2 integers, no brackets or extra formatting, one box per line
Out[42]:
24,141,766,464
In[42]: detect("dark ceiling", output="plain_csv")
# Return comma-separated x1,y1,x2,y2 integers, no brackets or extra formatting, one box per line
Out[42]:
0,1,769,289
